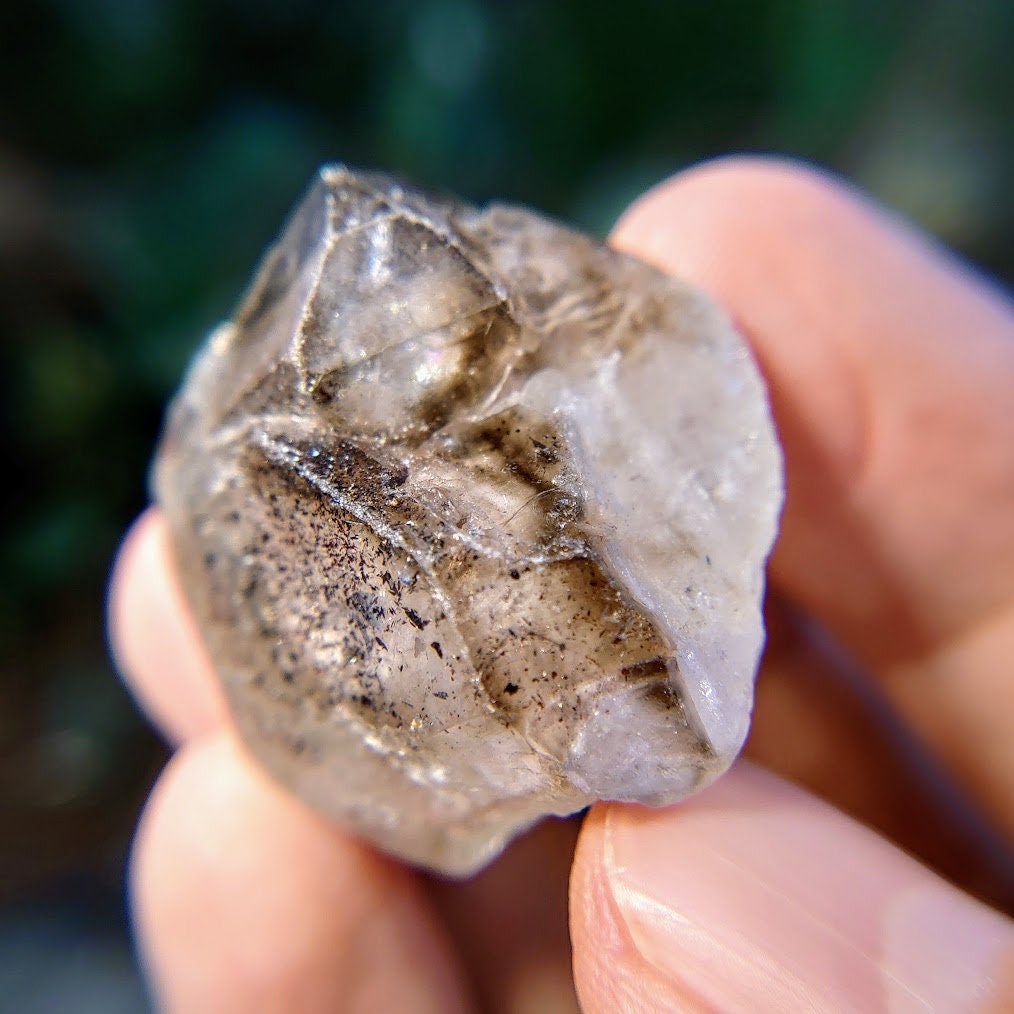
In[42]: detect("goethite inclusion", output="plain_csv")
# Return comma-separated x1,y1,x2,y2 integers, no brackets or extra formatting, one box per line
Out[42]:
153,165,783,875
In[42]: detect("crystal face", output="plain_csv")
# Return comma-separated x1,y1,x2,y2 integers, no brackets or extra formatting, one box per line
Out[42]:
153,165,783,875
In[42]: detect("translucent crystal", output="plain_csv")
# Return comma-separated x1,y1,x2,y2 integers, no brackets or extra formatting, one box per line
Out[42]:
153,165,783,875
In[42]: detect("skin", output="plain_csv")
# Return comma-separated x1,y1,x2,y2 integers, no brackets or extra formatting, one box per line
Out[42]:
109,157,1014,1012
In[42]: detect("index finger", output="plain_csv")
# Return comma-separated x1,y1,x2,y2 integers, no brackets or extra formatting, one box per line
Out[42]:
612,157,1014,835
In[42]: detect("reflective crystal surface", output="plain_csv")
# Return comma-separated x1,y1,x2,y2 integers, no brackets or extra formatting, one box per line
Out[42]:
154,165,783,875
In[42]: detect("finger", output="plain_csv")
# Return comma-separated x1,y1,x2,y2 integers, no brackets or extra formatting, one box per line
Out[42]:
611,156,1014,833
132,730,470,1014
751,597,1014,913
108,508,227,743
424,818,581,1014
571,763,1014,1013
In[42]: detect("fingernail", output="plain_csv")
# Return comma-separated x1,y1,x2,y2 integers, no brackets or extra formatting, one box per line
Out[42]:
602,763,1014,1012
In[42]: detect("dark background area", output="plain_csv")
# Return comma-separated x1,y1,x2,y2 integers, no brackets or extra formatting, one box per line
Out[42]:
1,1,1011,1008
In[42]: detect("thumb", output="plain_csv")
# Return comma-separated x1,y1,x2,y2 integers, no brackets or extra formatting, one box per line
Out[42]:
570,763,1014,1012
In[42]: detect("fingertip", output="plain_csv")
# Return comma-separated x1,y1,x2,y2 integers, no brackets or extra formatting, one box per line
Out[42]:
612,154,846,264
610,152,1006,496
610,153,875,301
611,155,1014,628
615,152,1008,312
132,732,469,1013
570,806,680,1012
611,156,877,595
108,508,228,743
570,763,1014,1013
611,158,1014,833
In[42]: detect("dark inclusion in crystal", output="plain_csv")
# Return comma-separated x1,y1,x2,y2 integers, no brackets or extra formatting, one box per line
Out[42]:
154,165,783,875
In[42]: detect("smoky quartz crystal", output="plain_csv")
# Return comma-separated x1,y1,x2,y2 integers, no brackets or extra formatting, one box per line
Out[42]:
154,165,783,875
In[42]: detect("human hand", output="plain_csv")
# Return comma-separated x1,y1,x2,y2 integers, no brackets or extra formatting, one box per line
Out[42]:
110,158,1014,1012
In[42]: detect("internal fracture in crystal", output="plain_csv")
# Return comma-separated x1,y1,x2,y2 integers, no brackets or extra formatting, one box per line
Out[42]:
153,165,784,875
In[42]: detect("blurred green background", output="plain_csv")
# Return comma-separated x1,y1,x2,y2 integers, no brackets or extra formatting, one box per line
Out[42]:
1,0,1011,1008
